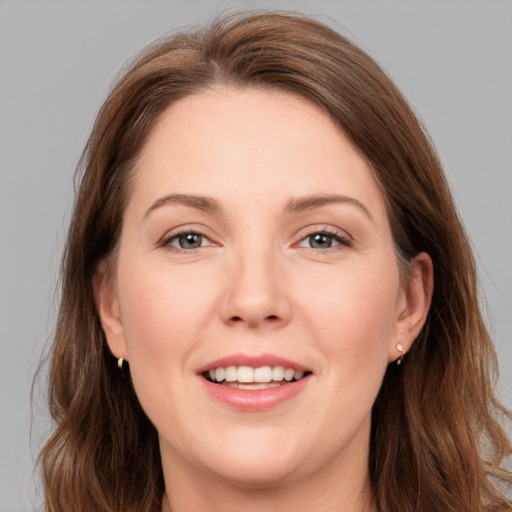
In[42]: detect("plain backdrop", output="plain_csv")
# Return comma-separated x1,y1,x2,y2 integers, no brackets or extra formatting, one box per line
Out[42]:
1,1,511,511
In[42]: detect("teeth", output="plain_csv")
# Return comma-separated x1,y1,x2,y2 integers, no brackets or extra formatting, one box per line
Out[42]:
271,366,284,381
284,368,294,381
215,367,225,382
253,366,272,382
237,366,254,383
226,382,282,390
225,366,237,382
207,365,307,384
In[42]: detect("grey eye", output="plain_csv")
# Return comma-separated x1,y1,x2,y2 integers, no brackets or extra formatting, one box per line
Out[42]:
177,233,203,249
165,232,206,249
308,233,335,249
297,231,350,251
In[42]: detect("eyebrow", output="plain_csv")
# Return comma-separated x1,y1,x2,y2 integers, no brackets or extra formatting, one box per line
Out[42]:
143,192,373,222
284,194,374,222
144,194,221,218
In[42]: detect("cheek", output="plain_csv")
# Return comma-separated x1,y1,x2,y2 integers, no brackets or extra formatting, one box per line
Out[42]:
114,258,223,431
312,279,395,437
116,258,218,374
296,260,399,378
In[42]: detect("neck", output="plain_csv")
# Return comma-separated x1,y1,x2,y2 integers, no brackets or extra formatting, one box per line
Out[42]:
163,486,375,512
160,444,376,512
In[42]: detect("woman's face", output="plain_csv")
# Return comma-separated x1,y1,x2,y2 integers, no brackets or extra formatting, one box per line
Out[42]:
98,88,430,490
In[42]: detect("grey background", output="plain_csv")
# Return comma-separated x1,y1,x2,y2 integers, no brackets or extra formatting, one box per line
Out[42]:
1,1,511,510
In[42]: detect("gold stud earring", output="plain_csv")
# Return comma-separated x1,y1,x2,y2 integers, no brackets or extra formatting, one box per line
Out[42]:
396,344,404,365
117,358,124,369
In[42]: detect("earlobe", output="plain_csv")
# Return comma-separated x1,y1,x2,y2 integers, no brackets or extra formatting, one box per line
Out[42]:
389,252,433,362
93,262,128,361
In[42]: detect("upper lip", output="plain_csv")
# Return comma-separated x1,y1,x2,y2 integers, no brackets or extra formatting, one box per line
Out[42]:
197,353,310,373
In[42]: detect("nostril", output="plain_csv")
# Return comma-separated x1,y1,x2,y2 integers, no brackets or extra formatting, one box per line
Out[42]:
229,314,280,324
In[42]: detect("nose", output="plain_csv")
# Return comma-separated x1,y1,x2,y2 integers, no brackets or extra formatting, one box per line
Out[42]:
220,247,291,330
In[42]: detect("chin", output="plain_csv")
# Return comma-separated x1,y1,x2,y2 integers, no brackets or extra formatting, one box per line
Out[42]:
207,455,303,489
192,428,308,488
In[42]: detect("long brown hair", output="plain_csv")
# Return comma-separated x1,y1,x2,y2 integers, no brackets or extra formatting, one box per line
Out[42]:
39,11,512,511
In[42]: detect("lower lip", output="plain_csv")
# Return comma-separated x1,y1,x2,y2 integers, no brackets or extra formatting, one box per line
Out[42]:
199,376,311,412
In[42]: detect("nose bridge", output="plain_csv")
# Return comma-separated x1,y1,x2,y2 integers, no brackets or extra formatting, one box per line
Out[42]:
221,233,290,328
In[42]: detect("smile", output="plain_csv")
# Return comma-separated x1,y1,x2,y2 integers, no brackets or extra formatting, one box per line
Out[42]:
204,365,307,389
198,356,313,411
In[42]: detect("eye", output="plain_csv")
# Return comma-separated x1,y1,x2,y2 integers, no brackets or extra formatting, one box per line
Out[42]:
298,231,351,250
163,230,211,250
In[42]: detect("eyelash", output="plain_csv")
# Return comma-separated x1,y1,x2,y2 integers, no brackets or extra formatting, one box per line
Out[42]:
160,227,352,253
296,228,352,253
160,228,213,252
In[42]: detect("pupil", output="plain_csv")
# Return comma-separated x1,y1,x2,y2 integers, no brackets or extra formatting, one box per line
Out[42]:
310,233,331,249
179,233,202,249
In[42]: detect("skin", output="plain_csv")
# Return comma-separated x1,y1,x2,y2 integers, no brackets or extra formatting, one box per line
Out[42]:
96,88,433,512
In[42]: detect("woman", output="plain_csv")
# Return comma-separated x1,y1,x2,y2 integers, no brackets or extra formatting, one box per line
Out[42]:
39,11,512,512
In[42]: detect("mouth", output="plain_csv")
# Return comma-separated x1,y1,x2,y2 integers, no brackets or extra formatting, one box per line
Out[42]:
198,354,313,410
202,365,312,390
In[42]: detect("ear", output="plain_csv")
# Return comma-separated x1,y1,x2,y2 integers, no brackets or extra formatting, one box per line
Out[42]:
93,262,128,361
389,252,433,362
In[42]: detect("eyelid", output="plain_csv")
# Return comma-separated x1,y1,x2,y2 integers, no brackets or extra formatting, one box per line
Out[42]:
159,226,218,250
293,225,353,251
156,224,352,252
295,225,353,242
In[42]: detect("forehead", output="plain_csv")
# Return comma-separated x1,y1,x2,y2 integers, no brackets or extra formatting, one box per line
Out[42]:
130,87,387,220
